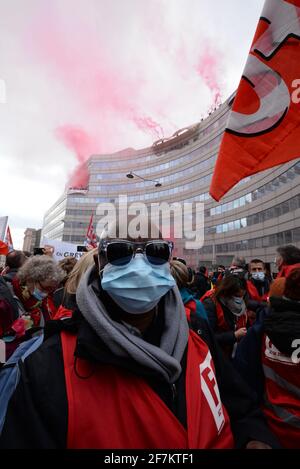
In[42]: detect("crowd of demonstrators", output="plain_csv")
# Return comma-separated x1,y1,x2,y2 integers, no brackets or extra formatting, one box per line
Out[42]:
233,269,300,448
0,237,299,449
0,218,280,449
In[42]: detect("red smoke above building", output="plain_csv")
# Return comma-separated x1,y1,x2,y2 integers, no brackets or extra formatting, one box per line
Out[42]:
24,1,224,188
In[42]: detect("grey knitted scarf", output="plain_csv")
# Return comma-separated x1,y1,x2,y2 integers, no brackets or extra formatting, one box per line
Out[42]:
76,266,189,384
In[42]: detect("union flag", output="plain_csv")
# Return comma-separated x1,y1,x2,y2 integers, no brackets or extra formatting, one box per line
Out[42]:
210,0,300,201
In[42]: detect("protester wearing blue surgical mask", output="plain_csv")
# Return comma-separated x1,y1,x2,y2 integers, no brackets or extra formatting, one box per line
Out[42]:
246,259,270,325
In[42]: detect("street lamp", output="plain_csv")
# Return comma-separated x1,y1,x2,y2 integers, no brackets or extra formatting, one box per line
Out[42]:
126,171,162,187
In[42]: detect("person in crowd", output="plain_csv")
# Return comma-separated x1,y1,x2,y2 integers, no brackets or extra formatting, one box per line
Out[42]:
0,256,64,360
234,269,300,448
190,265,211,299
170,260,207,323
53,249,97,311
246,259,270,325
230,256,248,282
202,275,248,357
1,251,27,283
275,245,300,278
247,259,270,303
172,256,186,265
207,271,214,289
0,217,278,449
52,257,78,308
212,265,226,286
0,277,19,338
58,257,78,281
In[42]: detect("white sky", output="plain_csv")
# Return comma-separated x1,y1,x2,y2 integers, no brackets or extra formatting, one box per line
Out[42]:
0,0,265,248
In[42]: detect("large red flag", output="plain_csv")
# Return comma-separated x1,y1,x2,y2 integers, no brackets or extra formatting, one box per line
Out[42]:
210,0,300,201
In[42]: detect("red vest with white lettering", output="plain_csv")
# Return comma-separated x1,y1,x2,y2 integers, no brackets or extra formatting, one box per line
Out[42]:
261,334,300,448
61,330,234,449
246,280,268,303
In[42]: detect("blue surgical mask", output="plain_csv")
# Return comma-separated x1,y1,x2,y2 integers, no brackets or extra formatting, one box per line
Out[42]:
252,272,265,282
33,287,48,301
101,254,176,314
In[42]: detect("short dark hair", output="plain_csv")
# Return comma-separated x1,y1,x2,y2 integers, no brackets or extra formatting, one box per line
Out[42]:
5,250,27,269
277,245,300,265
250,259,265,267
215,275,245,300
218,265,225,270
199,266,207,274
284,268,300,301
231,256,247,269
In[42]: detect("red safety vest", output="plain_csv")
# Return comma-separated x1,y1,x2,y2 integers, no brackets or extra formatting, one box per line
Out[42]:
61,330,234,449
261,334,300,448
246,280,268,303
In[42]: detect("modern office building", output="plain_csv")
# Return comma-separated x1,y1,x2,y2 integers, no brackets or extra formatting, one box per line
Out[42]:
23,228,42,253
42,93,300,269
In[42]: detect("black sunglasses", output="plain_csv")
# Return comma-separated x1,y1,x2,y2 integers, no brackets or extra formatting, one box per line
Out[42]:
100,240,174,266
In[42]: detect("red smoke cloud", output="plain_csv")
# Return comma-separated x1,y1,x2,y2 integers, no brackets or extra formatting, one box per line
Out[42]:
25,2,224,188
133,116,164,140
196,47,222,108
55,126,98,187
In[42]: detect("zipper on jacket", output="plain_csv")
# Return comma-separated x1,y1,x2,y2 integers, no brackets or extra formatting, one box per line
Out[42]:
171,383,177,402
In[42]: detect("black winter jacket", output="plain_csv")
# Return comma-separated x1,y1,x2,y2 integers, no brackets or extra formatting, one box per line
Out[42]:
0,295,280,449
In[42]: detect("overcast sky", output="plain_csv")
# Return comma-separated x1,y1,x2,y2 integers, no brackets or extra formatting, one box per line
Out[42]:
0,0,265,248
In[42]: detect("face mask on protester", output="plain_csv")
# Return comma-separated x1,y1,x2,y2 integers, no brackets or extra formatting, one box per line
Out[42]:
101,254,176,314
252,272,265,282
221,296,246,317
32,286,48,301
